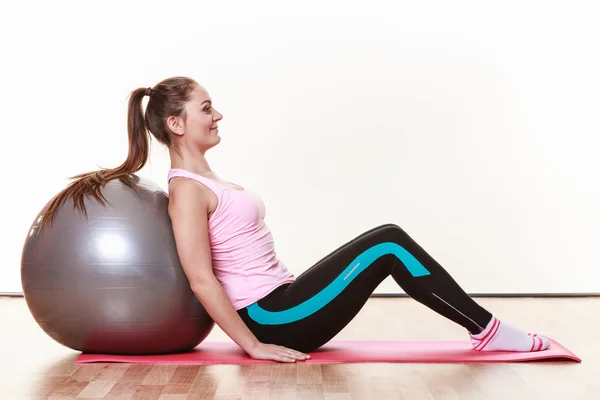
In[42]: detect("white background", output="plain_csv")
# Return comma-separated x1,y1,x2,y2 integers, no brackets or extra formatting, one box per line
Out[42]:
1,0,598,294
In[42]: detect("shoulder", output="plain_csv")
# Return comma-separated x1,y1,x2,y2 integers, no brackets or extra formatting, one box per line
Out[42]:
168,177,211,217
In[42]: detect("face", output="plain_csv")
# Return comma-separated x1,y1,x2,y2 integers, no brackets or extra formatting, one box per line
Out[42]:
168,85,223,153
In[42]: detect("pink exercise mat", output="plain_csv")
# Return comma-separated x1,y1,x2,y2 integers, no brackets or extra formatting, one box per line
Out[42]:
76,338,580,365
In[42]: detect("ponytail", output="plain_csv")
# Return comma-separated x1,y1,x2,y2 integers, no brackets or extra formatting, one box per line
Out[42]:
38,76,199,232
38,88,151,232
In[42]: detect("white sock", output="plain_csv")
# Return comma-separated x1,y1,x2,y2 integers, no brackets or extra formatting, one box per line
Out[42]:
470,316,550,352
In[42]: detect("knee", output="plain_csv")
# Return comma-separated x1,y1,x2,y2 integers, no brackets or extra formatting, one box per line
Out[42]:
379,223,402,234
377,223,411,241
377,223,401,231
367,223,407,243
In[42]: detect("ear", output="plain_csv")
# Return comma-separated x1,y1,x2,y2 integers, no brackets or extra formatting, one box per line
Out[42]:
167,115,185,136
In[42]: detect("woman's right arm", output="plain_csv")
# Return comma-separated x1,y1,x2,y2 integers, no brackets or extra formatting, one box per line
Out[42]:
167,179,310,363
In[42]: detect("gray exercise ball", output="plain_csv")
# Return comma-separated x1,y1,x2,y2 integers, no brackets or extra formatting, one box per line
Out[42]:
21,175,214,355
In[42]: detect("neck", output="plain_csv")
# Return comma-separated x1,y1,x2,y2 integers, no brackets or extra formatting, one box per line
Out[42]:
169,147,213,176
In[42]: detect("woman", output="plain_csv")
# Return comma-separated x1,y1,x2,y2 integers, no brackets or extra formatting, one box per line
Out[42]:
41,77,550,363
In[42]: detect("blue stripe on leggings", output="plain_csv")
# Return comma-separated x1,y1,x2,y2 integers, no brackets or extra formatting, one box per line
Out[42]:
246,242,431,325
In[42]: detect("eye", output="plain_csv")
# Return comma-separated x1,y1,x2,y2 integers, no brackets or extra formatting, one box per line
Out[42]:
204,106,212,113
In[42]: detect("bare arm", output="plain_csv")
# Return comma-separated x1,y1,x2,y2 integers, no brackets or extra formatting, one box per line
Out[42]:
168,179,309,362
168,179,260,352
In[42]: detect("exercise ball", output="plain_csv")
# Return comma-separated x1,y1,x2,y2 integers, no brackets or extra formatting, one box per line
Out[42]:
21,175,214,355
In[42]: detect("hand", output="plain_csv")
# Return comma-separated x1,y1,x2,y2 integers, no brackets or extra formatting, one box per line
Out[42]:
246,342,311,363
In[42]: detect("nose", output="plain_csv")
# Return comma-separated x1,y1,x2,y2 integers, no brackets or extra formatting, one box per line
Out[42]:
213,109,223,121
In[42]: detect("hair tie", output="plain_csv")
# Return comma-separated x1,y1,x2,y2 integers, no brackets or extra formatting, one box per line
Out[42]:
145,87,152,97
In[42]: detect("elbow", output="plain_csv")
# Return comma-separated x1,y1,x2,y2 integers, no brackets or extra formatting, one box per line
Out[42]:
189,275,218,296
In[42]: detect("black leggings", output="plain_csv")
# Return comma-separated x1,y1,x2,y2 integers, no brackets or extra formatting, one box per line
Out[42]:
237,223,493,353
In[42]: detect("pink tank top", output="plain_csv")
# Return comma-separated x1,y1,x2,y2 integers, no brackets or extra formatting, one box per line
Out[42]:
167,168,296,310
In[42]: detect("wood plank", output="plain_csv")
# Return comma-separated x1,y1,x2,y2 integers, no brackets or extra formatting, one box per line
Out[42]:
0,296,594,399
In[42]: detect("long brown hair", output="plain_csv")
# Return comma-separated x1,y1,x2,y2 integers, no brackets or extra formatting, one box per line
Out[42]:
39,76,199,231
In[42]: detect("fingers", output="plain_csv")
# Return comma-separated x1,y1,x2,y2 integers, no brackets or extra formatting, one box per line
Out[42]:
289,349,310,360
253,343,311,363
279,346,310,360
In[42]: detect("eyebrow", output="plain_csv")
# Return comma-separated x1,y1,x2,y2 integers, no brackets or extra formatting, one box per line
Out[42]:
201,100,212,106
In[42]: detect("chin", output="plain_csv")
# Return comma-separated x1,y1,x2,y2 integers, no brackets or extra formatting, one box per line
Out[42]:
205,137,221,151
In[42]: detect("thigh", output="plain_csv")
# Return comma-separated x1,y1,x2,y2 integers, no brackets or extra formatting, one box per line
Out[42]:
238,223,402,352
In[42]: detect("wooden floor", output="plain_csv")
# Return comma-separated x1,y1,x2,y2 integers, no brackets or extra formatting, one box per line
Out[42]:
0,296,597,399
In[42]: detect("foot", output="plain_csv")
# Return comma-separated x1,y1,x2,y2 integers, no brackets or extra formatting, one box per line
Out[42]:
470,316,550,352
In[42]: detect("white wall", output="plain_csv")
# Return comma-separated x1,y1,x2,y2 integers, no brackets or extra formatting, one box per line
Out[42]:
2,1,599,294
